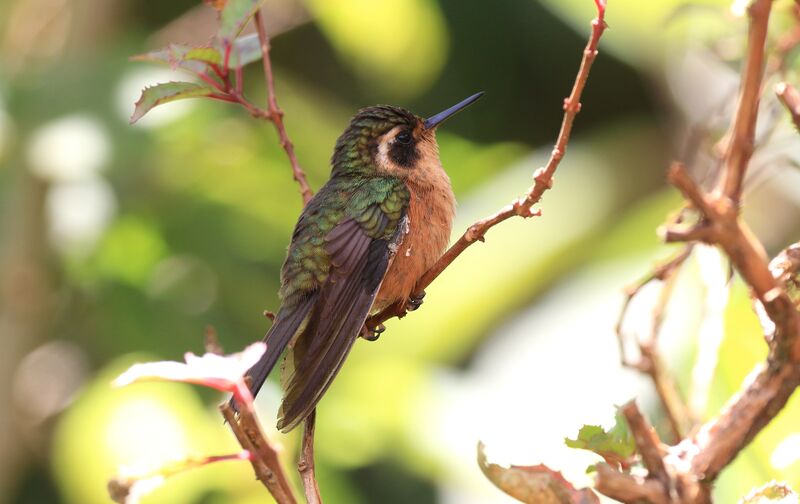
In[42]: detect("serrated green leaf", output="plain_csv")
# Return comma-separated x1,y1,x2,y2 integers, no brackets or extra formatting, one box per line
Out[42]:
739,481,798,503
218,0,266,42
564,412,635,468
133,36,260,75
478,442,600,504
132,44,214,73
183,47,223,66
130,82,215,124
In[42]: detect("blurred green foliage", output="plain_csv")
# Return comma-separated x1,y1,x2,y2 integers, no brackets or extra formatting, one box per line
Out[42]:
2,1,800,503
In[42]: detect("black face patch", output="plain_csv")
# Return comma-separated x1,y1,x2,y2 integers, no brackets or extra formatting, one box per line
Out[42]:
388,134,420,168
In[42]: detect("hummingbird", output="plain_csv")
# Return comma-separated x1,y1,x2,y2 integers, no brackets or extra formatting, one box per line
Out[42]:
239,92,484,432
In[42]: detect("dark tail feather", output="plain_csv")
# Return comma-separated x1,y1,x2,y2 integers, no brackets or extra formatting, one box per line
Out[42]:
276,272,377,432
230,295,315,412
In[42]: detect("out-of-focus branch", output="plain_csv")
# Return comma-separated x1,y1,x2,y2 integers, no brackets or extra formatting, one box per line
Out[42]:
594,464,670,504
190,8,314,206
0,174,54,501
366,0,608,330
776,82,800,130
253,9,313,205
594,2,800,501
615,245,694,441
620,402,669,492
220,402,297,503
717,0,773,203
690,361,800,481
665,163,798,352
665,165,800,479
298,409,321,504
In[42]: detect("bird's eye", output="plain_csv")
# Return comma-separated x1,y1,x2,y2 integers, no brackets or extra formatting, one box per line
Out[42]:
396,131,412,144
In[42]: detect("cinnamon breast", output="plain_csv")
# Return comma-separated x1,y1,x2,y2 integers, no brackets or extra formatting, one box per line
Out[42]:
375,176,455,309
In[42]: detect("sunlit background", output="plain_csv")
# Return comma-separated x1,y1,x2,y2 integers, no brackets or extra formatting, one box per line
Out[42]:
2,0,800,502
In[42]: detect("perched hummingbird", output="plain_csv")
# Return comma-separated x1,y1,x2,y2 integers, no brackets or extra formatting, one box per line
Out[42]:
239,92,484,432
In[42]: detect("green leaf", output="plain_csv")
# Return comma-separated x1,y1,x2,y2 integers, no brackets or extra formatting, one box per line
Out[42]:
739,481,797,503
132,44,220,73
183,47,223,66
478,442,600,504
218,0,266,42
564,411,636,468
133,36,261,75
130,82,215,124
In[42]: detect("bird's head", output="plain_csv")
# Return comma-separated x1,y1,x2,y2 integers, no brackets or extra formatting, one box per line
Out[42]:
331,92,484,182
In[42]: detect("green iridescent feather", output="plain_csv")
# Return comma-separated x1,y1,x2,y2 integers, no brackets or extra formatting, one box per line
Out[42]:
235,105,419,431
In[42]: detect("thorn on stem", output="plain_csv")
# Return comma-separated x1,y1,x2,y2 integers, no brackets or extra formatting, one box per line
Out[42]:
205,325,224,355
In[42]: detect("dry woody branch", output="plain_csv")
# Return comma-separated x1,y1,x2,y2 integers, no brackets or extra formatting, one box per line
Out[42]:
594,0,800,502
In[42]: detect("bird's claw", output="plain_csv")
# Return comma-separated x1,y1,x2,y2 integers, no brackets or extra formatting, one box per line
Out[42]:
407,291,426,312
361,322,385,341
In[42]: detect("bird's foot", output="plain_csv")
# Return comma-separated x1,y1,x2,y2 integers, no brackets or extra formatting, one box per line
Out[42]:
406,290,426,312
360,322,385,341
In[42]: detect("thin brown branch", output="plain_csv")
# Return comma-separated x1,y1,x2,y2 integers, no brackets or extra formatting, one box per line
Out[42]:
608,3,800,499
298,409,322,504
717,0,773,203
594,464,670,504
204,325,224,355
662,168,800,483
220,403,297,504
615,245,694,441
367,0,608,329
620,401,669,492
253,9,314,206
776,81,800,130
666,164,796,340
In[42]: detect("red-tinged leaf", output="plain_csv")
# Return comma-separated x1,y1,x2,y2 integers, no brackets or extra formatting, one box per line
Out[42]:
218,0,266,43
478,442,600,504
112,342,265,395
131,44,222,73
130,82,216,124
739,481,797,503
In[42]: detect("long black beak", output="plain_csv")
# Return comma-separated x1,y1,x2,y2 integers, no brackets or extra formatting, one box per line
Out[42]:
423,91,484,130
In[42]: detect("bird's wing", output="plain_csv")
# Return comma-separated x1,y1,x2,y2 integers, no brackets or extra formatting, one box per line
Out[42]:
276,185,408,432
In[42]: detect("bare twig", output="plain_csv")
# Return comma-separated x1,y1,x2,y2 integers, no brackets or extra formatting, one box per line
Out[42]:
298,409,322,504
253,9,314,205
594,2,800,501
615,245,694,441
204,325,224,355
664,168,800,478
594,464,670,504
776,81,800,130
220,403,297,504
189,10,315,206
716,0,773,203
665,164,798,344
620,401,670,492
367,0,608,328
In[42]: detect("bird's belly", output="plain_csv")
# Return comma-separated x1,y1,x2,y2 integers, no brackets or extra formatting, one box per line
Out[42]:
374,186,454,309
